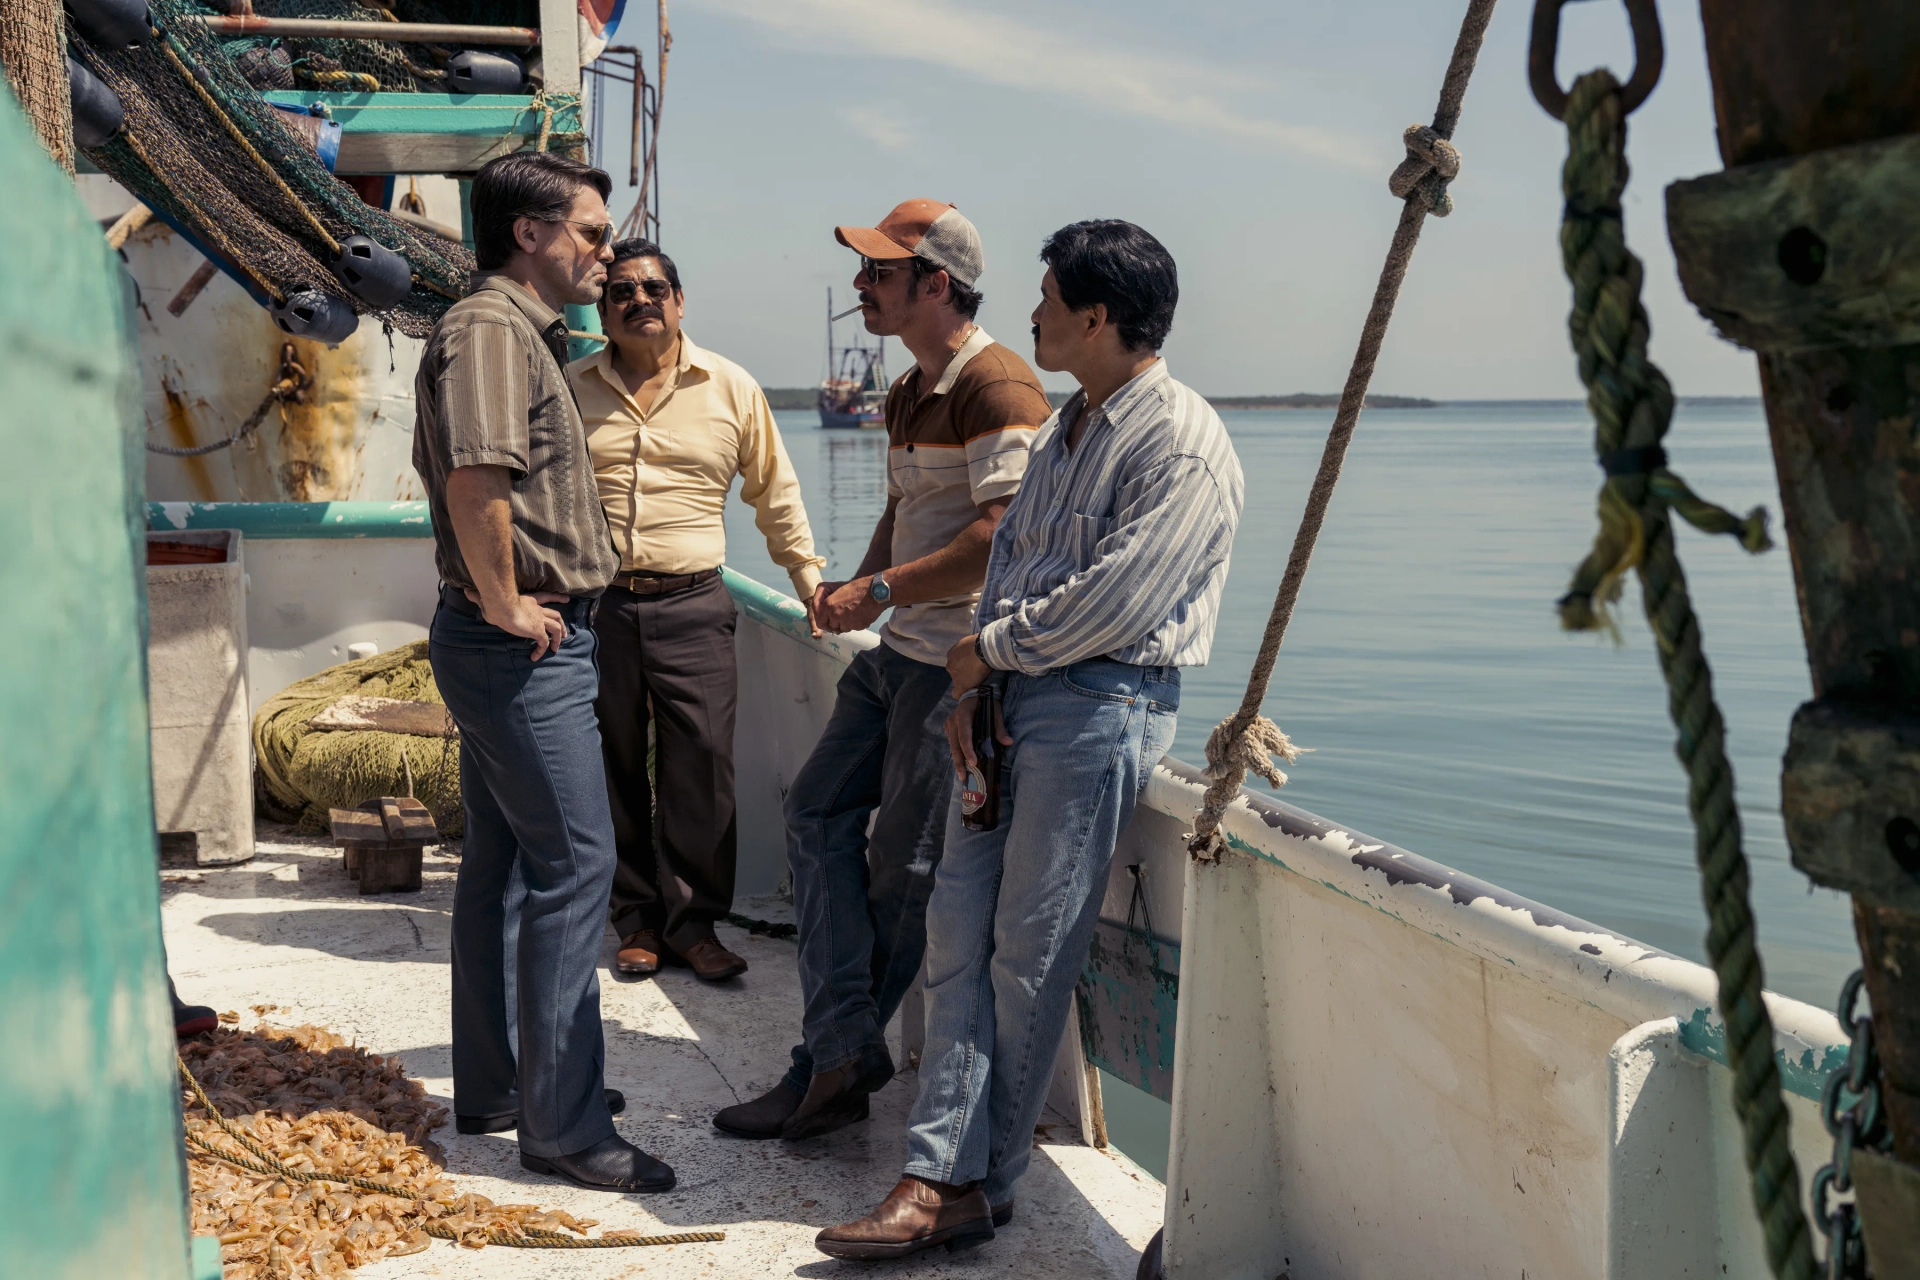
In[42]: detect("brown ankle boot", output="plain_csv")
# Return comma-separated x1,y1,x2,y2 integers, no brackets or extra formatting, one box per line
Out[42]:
815,1176,994,1260
781,1062,874,1140
712,1081,801,1139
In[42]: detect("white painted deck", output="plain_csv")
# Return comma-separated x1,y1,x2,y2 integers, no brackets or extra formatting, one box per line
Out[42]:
161,826,1164,1279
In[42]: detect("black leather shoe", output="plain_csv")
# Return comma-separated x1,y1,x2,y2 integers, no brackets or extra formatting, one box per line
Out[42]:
992,1199,1014,1228
713,1081,801,1138
456,1088,625,1136
520,1132,675,1193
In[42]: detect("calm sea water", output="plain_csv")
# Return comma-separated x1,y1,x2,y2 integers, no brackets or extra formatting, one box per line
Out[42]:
724,401,1859,1015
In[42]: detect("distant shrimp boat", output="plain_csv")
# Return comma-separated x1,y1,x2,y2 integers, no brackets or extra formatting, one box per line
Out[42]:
818,288,888,429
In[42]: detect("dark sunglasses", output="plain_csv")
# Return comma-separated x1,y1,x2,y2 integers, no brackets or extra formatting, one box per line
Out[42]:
559,218,617,249
606,278,675,304
860,254,907,280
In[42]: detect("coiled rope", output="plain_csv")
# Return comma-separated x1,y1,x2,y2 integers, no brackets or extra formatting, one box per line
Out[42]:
1188,0,1496,860
1554,70,1812,1279
178,1056,724,1250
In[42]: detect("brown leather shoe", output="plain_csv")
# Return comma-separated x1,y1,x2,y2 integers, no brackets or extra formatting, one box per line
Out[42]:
781,1062,875,1140
674,936,748,982
815,1176,994,1260
615,930,663,976
713,1081,802,1138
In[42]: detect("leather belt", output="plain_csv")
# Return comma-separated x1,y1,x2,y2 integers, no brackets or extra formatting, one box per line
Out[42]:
610,568,718,596
437,583,596,622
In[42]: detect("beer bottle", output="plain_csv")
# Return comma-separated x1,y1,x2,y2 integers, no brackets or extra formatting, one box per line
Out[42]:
959,687,1001,832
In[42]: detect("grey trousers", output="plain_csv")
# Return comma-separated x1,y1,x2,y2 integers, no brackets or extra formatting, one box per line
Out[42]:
432,595,617,1159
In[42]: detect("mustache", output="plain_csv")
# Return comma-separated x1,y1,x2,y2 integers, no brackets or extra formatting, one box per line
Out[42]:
1031,324,1041,340
620,302,666,325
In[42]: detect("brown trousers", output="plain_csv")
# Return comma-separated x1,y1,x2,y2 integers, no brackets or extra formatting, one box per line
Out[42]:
594,574,738,954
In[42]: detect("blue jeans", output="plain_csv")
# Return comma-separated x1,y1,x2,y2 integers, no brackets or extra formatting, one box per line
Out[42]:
903,658,1179,1204
783,642,957,1095
430,596,618,1160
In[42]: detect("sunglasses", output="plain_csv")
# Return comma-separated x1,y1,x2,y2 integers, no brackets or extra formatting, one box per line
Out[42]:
860,254,908,281
559,218,617,249
606,278,675,304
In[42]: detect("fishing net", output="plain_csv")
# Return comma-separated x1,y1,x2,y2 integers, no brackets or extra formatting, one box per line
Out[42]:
253,641,463,836
63,0,580,337
218,1,542,95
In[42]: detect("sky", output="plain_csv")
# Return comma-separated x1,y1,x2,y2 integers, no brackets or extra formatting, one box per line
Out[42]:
588,0,1761,400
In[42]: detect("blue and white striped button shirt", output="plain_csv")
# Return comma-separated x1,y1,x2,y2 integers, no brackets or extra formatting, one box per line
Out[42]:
974,360,1243,674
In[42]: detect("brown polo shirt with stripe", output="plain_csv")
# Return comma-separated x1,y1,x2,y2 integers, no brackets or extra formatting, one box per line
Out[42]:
878,326,1049,665
412,273,617,598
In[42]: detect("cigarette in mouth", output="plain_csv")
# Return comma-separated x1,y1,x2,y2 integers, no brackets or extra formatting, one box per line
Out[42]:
831,304,866,321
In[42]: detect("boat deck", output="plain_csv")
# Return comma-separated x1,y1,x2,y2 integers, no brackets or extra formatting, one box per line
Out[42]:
161,827,1163,1279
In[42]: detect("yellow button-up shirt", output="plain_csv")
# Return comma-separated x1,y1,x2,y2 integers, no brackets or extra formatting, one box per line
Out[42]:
568,334,825,599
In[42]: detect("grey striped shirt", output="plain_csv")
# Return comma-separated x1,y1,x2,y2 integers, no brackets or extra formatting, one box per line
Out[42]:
974,360,1243,674
412,274,617,597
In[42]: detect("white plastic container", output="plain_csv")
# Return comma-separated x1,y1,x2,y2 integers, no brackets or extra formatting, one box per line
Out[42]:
146,529,253,866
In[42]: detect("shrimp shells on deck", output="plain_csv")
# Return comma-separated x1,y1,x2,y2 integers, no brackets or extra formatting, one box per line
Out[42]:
181,1022,620,1278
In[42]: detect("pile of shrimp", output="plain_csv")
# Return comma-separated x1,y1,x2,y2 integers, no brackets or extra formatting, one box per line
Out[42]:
182,1021,612,1278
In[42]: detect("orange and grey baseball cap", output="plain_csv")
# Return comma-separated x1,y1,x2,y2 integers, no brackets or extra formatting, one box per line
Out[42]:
834,198,983,289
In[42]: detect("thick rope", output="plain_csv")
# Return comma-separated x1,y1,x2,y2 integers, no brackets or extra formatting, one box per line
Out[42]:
1188,0,1497,859
179,1057,723,1249
1555,70,1812,1279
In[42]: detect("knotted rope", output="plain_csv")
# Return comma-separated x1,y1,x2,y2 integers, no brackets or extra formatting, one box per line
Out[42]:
1555,70,1812,1279
1188,0,1497,860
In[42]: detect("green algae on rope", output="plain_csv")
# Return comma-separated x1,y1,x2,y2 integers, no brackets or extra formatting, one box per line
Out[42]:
1553,67,1814,1280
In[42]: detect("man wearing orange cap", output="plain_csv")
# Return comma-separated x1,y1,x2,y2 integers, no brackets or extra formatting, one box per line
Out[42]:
712,201,1050,1145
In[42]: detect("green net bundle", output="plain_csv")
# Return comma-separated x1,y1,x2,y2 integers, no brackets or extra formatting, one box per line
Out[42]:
69,0,501,337
253,641,463,836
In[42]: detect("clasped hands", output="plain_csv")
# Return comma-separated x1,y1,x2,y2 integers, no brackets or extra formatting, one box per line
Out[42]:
807,576,887,638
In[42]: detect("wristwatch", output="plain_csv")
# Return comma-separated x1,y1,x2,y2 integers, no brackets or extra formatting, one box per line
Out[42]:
868,571,892,604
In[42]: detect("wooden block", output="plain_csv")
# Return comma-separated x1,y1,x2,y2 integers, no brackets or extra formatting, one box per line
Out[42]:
329,806,387,844
358,845,423,894
344,846,362,879
380,796,406,841
308,695,457,738
392,796,437,841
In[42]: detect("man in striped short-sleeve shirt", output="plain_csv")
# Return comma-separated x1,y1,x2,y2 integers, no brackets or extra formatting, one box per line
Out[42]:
816,221,1243,1260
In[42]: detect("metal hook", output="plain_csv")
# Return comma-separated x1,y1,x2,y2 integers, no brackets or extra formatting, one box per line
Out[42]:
1528,0,1664,121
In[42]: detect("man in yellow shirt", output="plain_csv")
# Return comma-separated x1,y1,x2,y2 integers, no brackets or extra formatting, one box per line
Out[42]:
569,239,826,983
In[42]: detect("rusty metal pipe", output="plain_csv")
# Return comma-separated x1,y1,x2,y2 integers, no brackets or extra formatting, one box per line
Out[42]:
176,16,539,47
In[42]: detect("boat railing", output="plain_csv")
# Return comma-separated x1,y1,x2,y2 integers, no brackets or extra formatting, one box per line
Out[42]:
149,501,1852,1280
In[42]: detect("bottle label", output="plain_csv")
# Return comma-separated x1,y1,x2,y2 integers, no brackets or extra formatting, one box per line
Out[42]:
960,766,987,815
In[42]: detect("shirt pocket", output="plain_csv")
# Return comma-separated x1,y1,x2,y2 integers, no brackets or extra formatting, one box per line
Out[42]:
1066,511,1115,565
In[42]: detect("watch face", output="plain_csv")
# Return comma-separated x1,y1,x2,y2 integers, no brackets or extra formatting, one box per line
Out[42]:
871,575,890,602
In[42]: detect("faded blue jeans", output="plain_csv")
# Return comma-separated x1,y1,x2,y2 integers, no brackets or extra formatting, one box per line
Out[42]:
784,642,957,1095
903,657,1179,1205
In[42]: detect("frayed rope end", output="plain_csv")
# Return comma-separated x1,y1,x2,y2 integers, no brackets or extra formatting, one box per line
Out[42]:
1204,713,1309,789
1737,506,1772,554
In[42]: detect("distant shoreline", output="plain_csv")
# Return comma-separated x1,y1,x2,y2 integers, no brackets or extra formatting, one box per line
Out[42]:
762,388,1762,412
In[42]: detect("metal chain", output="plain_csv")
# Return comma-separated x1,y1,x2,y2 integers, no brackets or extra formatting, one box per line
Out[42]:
1813,970,1892,1279
146,341,310,456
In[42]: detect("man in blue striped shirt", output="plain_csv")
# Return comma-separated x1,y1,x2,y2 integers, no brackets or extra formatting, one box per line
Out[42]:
815,221,1244,1260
